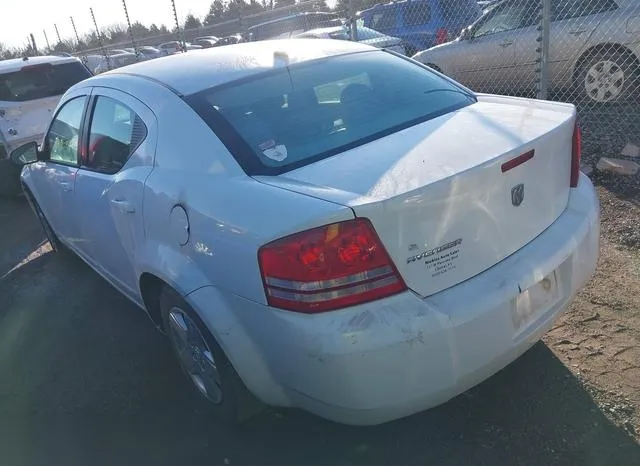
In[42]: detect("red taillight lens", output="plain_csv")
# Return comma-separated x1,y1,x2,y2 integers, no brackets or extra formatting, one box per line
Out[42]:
571,123,581,188
436,28,449,45
258,219,406,313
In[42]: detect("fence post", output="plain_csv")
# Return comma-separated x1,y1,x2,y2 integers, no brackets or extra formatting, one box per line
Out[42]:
70,17,81,51
30,33,37,54
43,30,51,51
122,0,140,61
347,0,358,41
536,0,551,100
170,0,186,51
54,23,62,46
90,7,111,71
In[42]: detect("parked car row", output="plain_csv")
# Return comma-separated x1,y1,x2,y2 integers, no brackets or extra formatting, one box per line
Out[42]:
79,35,246,75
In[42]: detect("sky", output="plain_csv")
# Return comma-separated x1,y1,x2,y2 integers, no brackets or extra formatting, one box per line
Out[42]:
0,0,215,49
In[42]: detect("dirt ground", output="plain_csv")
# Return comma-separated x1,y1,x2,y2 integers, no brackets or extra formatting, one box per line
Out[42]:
544,173,640,442
0,173,638,466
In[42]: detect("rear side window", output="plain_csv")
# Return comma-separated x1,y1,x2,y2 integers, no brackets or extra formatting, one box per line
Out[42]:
369,10,396,30
438,0,482,22
187,50,475,176
85,96,147,173
404,3,431,26
0,62,91,102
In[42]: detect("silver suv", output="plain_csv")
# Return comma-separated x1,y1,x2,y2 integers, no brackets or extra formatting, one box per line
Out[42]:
413,0,640,104
0,55,91,195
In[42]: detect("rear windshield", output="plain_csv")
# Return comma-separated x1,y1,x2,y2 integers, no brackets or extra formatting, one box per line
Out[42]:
0,61,91,102
187,50,475,175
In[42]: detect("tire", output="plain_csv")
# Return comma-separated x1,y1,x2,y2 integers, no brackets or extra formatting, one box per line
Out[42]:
160,286,264,425
25,189,67,253
576,50,639,104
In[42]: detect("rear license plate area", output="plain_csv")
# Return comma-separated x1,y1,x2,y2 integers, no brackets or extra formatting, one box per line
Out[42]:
512,271,561,335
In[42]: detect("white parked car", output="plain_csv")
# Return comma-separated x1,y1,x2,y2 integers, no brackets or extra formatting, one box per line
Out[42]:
10,40,599,425
0,55,92,195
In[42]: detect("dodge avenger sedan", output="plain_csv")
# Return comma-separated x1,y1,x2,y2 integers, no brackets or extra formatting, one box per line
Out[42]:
10,39,599,426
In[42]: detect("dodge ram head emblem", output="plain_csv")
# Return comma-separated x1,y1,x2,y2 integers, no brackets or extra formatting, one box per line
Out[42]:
511,183,525,207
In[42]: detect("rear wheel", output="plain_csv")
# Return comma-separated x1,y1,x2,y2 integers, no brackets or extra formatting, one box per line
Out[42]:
576,50,639,104
160,286,264,425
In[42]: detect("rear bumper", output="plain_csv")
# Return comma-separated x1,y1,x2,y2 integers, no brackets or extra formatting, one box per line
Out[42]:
188,173,600,425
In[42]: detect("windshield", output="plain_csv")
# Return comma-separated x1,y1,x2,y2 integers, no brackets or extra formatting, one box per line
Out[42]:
187,50,475,175
0,61,91,102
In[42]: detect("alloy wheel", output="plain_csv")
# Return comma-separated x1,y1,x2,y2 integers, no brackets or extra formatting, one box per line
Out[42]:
168,307,223,403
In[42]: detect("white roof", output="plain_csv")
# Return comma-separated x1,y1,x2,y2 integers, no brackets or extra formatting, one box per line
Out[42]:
0,55,80,74
105,39,373,95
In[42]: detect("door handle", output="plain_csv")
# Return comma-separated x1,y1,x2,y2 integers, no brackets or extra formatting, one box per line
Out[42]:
498,40,513,48
569,28,587,36
58,181,72,192
110,199,136,214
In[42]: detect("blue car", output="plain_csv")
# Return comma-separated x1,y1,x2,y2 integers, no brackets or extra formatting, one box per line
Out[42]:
359,0,482,56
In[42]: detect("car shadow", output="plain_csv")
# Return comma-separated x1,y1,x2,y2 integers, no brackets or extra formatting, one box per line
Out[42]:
0,201,638,466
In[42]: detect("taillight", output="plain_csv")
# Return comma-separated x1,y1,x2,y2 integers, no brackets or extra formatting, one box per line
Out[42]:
435,28,449,45
258,219,406,313
571,123,581,188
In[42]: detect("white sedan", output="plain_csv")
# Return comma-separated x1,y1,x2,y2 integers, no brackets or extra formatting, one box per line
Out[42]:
9,39,600,426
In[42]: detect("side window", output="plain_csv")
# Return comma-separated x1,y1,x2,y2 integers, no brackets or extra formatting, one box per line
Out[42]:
473,2,537,37
553,0,618,21
46,96,87,165
85,96,147,174
370,10,396,30
404,4,431,27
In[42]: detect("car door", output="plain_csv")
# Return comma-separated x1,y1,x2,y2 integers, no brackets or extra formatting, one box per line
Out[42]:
452,2,524,92
548,0,618,85
73,88,156,299
26,91,89,246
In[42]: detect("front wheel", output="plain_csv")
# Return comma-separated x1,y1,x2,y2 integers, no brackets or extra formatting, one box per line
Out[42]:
160,286,264,425
577,51,638,104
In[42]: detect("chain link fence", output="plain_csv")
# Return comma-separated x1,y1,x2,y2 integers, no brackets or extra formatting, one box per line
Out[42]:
67,0,639,165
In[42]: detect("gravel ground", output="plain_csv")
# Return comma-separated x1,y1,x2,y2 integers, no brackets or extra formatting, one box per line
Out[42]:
0,174,639,466
578,102,640,167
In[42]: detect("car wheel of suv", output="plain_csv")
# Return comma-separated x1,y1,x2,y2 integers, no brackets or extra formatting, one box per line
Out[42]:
577,50,638,104
25,189,66,253
160,286,265,425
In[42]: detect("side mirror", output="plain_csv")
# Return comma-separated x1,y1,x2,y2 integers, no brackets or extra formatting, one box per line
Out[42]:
10,141,39,166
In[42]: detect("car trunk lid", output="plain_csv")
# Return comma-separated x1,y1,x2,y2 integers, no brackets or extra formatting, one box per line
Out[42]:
255,95,577,297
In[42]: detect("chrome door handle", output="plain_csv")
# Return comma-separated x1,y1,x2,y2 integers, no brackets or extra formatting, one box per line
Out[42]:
569,28,587,36
58,181,72,192
110,199,135,214
499,40,513,48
